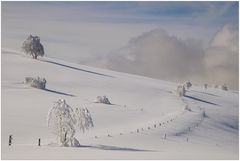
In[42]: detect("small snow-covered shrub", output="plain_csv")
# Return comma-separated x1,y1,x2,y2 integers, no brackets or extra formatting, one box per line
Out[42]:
176,85,186,97
25,76,46,89
184,81,192,89
221,84,228,91
184,105,191,111
96,96,111,104
204,83,208,89
47,99,94,147
25,77,34,84
213,84,219,89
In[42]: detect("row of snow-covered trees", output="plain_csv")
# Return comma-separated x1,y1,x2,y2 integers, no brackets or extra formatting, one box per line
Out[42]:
176,80,228,97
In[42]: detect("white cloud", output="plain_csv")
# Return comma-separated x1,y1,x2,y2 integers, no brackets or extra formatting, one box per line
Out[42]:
92,25,238,90
102,29,206,83
210,24,238,52
204,24,239,89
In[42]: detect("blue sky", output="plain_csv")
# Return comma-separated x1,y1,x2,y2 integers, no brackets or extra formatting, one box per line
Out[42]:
3,1,238,25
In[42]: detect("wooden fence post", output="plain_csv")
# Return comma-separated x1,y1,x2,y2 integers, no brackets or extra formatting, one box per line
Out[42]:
38,138,41,146
9,135,12,146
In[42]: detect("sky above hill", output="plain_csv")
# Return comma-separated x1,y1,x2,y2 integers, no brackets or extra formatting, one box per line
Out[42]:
2,1,239,89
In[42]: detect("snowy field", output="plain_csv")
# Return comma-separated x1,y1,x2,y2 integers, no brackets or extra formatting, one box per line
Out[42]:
1,49,239,159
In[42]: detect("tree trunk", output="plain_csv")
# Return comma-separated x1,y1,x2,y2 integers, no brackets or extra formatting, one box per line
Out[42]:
38,138,41,146
33,54,37,59
32,52,37,59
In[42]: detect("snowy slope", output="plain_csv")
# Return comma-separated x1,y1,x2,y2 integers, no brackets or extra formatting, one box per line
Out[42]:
1,49,239,159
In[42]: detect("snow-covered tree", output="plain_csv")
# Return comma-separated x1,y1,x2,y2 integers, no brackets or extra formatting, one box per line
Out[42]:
25,76,46,89
22,34,44,59
95,96,111,104
184,81,192,89
204,83,208,89
47,99,94,147
184,104,191,111
221,84,228,91
176,85,186,97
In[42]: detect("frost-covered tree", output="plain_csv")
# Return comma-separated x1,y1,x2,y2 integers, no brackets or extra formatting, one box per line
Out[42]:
204,83,208,89
47,99,94,147
25,76,46,89
22,34,44,59
221,84,228,91
184,81,192,89
176,85,186,97
96,96,111,104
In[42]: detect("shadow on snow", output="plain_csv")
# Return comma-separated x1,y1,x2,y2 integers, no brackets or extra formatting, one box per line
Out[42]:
190,90,219,97
40,59,115,78
44,88,75,97
185,95,220,106
79,144,156,152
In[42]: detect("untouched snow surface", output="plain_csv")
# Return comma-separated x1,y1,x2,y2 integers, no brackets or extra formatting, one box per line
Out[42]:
1,49,239,159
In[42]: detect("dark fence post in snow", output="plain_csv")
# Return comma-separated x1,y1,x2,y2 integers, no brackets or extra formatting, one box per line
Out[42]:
9,135,12,146
38,138,41,146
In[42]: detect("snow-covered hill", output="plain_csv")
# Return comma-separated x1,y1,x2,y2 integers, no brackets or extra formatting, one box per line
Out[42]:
1,49,239,159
